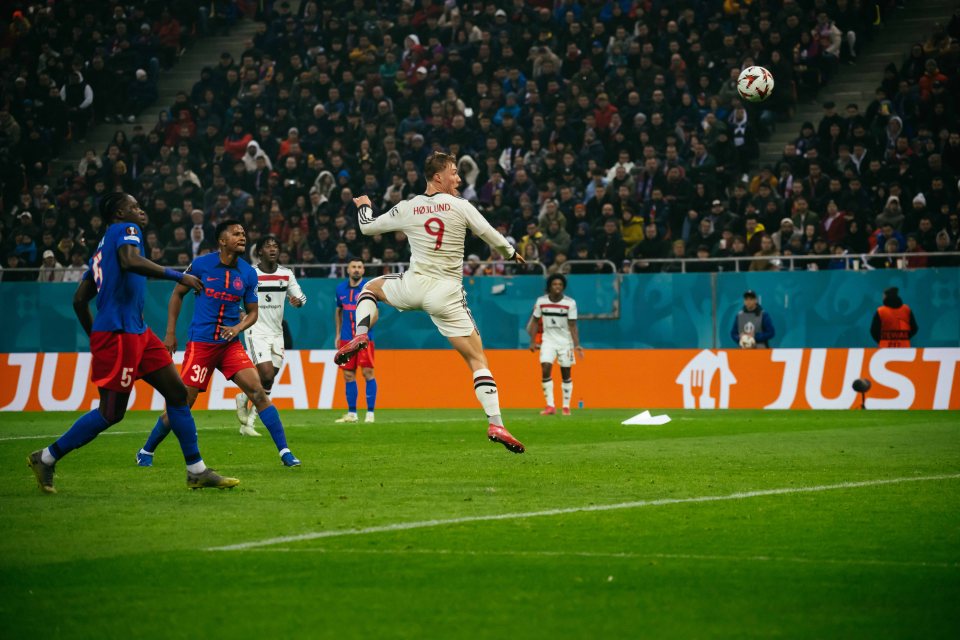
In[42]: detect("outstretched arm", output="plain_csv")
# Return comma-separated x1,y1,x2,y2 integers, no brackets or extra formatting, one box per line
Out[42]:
354,195,403,236
117,244,203,292
463,201,522,262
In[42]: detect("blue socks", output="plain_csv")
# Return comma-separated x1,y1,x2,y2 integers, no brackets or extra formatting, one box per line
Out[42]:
49,409,110,460
258,404,288,453
142,415,171,454
366,378,377,412
346,379,377,412
166,405,202,465
345,380,358,412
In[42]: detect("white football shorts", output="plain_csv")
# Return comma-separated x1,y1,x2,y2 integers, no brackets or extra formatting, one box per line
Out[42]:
540,340,576,367
246,333,285,369
379,271,478,338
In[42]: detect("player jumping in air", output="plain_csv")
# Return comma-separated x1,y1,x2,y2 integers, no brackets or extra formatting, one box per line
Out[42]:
526,274,585,416
234,235,307,436
334,152,527,453
334,258,378,423
136,220,301,467
27,192,239,492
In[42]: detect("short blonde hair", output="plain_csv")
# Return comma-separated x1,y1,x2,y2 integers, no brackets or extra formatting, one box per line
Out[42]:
424,152,457,181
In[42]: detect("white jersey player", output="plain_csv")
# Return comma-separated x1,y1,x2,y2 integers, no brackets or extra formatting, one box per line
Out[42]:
235,235,306,436
526,274,584,416
333,152,528,454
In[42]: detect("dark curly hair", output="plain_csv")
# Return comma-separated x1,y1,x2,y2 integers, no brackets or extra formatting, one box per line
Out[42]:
545,273,567,292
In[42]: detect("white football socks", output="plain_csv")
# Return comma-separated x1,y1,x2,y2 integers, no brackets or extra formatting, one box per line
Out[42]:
561,379,573,409
541,378,555,407
354,293,378,336
473,369,503,426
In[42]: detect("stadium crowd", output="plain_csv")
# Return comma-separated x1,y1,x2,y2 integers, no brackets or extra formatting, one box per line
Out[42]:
1,0,959,283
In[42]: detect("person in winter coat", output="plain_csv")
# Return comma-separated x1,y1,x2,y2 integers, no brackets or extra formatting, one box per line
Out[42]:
242,141,273,173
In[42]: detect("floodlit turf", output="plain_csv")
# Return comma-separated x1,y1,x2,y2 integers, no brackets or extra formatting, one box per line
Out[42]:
1,408,958,639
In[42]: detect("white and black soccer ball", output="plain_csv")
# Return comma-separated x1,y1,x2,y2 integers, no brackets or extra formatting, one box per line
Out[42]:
737,66,774,103
739,333,757,349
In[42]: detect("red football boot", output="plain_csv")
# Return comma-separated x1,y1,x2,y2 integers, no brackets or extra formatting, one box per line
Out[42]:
539,406,556,416
334,334,369,365
561,407,571,416
487,424,525,454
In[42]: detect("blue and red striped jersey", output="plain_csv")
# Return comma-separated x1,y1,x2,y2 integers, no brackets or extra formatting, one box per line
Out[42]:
335,279,373,341
185,253,259,343
85,221,148,334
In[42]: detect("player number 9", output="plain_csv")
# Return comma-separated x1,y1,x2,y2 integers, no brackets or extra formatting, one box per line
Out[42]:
424,217,445,250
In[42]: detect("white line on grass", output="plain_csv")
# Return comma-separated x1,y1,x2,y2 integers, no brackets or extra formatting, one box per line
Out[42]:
207,473,960,552
242,547,959,569
0,426,238,442
0,418,478,442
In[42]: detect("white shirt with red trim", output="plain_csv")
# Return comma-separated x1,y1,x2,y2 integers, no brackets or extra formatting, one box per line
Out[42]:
532,294,578,345
357,192,515,282
247,265,306,337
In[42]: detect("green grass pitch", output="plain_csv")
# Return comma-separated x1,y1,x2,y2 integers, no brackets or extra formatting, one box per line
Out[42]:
1,408,958,639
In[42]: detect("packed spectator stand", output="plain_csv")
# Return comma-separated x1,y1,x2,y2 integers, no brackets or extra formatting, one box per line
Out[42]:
1,0,959,284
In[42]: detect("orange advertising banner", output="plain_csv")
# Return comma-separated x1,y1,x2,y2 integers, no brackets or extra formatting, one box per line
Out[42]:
0,349,957,412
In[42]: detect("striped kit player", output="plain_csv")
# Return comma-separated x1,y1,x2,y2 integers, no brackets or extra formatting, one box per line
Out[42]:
235,235,307,436
526,274,584,416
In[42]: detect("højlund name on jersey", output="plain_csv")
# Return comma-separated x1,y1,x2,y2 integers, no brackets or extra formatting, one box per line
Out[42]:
413,203,451,215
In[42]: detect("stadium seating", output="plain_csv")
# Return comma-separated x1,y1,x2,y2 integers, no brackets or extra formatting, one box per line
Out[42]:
2,0,958,282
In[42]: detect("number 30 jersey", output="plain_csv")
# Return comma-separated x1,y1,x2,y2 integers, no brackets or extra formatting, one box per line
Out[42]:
357,193,514,282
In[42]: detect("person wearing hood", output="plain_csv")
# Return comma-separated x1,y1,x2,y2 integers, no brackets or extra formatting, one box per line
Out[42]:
883,115,903,155
243,141,272,173
795,121,819,155
60,71,94,142
871,287,918,347
875,195,905,231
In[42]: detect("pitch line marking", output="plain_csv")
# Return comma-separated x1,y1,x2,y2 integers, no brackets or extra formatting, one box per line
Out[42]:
0,418,478,442
207,473,960,552
243,548,959,569
0,426,239,442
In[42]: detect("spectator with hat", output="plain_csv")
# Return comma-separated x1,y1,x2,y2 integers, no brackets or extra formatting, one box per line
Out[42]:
731,290,776,349
37,249,64,282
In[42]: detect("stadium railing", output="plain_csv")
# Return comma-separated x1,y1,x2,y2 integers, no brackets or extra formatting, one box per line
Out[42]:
627,252,960,274
5,254,958,282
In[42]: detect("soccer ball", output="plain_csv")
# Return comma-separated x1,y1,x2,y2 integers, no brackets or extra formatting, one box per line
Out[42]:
737,66,774,103
739,333,757,349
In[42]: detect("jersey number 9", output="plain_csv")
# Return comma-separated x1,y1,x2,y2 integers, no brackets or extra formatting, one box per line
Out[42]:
424,217,445,250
